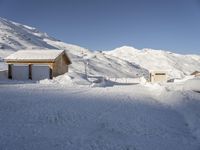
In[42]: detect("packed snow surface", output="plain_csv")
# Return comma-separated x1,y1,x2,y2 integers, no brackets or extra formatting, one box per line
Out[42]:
183,78,200,92
0,83,200,150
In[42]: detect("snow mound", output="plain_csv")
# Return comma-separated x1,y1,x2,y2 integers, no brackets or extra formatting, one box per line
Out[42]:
39,74,73,85
183,78,200,92
174,75,195,83
90,77,115,87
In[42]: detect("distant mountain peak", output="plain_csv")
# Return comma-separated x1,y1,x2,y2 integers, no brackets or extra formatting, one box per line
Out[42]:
104,46,200,78
111,45,141,54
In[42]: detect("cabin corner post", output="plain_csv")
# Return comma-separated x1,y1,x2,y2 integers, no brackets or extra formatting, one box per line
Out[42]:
8,64,12,79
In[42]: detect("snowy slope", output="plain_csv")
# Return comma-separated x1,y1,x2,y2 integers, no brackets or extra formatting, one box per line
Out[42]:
0,17,58,69
0,83,200,150
105,46,200,79
0,17,148,80
1,17,200,81
44,39,148,80
0,17,57,51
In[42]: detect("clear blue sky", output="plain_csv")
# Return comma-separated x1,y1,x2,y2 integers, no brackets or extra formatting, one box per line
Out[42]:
0,0,200,54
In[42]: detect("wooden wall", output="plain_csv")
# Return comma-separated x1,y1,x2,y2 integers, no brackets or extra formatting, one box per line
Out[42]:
6,53,70,79
52,55,68,77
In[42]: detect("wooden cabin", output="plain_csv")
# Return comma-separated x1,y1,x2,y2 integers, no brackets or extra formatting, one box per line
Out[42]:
191,71,200,77
4,50,71,80
150,71,167,83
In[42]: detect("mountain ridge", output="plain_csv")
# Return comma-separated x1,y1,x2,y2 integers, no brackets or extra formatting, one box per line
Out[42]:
0,17,200,80
105,46,200,78
0,17,149,82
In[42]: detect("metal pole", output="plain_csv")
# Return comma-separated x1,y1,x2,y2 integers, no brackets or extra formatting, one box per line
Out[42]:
84,60,87,79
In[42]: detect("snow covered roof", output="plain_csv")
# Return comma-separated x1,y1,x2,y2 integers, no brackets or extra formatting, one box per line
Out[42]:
4,50,71,63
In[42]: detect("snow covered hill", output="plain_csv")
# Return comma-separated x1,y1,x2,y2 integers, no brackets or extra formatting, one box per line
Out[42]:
0,17,58,69
0,18,148,79
0,17,148,81
0,17,200,81
105,46,200,79
0,17,57,51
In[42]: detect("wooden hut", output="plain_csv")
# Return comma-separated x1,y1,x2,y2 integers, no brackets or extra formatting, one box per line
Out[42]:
4,50,71,80
150,71,167,83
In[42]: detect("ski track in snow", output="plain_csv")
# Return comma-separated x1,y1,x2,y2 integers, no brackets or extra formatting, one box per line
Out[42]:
0,84,199,150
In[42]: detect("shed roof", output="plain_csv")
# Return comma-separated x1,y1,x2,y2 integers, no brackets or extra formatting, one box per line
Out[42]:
4,50,71,63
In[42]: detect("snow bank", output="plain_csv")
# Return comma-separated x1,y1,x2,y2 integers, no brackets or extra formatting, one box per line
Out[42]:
183,78,200,92
89,76,147,88
39,72,92,86
174,75,195,83
90,78,113,87
39,74,73,85
144,83,168,97
108,77,141,84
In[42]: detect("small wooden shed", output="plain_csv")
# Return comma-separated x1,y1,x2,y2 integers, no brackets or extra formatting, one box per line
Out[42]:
4,50,71,80
150,71,167,83
191,71,200,77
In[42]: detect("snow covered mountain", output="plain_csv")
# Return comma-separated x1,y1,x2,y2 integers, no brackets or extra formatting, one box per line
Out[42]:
0,17,148,82
0,17,200,81
0,17,57,50
0,17,58,66
105,46,200,78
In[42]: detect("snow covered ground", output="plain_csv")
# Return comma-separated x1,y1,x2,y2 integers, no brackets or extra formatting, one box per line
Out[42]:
0,82,200,150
